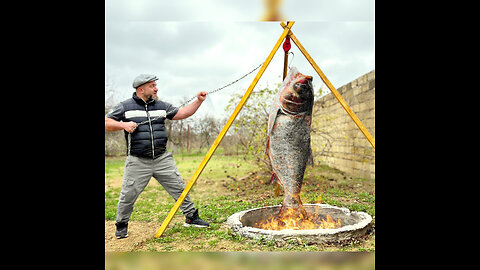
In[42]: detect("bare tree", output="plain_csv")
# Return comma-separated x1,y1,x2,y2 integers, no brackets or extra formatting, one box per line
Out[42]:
193,114,220,152
166,97,197,157
105,76,116,114
105,76,126,156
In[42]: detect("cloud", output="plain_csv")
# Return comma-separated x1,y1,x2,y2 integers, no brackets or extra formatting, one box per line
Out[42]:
105,2,374,118
105,0,374,22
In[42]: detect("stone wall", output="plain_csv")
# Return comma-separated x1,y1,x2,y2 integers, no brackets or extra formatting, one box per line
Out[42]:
311,70,375,179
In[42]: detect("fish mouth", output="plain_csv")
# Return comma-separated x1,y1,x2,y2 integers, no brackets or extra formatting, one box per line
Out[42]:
280,96,303,106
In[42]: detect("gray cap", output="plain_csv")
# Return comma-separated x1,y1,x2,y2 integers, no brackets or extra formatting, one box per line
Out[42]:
132,74,158,88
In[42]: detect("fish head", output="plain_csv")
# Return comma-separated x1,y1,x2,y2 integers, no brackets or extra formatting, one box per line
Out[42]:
278,72,314,114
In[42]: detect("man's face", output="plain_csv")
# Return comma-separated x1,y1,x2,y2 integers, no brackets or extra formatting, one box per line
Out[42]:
139,81,158,101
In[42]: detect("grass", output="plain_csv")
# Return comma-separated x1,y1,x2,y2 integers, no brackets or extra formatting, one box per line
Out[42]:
105,151,375,252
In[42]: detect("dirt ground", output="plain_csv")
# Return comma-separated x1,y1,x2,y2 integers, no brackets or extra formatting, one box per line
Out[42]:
105,220,256,252
105,221,159,252
105,216,187,252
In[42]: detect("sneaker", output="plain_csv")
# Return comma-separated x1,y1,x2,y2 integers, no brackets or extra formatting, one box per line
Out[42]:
115,222,129,239
184,209,210,228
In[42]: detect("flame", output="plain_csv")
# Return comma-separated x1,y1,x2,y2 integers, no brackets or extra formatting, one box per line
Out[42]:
255,208,342,230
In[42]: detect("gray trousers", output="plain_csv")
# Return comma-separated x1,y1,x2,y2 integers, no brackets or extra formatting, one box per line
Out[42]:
116,152,195,224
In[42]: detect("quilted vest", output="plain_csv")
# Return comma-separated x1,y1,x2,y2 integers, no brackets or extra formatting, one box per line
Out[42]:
120,93,176,159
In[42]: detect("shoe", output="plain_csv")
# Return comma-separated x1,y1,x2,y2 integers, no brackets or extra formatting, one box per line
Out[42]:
184,209,210,228
115,222,129,239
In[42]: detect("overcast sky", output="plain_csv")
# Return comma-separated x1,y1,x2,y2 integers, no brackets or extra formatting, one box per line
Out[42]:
105,0,375,119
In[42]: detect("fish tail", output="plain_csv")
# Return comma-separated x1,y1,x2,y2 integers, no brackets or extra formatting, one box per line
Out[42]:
278,203,308,220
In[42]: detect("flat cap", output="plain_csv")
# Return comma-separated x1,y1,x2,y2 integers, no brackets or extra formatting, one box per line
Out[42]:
132,74,158,88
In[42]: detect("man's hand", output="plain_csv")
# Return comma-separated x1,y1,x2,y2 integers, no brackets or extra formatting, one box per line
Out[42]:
172,91,207,120
106,117,138,133
197,91,207,102
123,122,138,133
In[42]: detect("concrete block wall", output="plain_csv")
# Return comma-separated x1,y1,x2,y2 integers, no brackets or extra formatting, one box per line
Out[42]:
311,70,375,179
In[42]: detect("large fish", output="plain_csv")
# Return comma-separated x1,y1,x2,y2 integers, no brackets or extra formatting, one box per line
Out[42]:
266,67,314,220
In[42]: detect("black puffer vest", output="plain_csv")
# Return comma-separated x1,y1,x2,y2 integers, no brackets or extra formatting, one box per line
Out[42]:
120,93,177,159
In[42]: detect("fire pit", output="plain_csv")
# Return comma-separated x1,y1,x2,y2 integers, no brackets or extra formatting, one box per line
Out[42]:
225,204,373,244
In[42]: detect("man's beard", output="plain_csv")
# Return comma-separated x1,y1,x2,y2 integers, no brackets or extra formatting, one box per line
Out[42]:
146,93,159,101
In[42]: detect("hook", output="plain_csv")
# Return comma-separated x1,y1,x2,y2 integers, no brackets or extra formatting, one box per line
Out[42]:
288,51,294,70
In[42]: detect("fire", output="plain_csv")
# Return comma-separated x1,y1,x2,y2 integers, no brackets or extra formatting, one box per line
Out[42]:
255,208,342,230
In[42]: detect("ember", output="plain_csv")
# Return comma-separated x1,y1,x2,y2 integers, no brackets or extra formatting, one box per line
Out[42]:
255,208,342,230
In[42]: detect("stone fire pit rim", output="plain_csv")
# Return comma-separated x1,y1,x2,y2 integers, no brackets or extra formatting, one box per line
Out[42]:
225,203,373,236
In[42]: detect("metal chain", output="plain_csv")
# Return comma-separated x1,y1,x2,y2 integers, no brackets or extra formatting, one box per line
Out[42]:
126,62,263,155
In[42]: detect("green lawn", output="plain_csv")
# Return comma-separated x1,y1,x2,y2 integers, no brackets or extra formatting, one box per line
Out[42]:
105,151,375,252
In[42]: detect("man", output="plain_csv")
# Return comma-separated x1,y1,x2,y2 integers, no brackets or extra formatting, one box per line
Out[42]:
105,74,210,239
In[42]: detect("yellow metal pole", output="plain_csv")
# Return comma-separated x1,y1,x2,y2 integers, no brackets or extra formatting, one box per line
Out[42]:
154,21,296,238
280,22,375,149
283,51,288,80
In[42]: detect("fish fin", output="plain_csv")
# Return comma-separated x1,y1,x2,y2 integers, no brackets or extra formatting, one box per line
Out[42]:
266,107,280,155
266,108,280,137
270,173,282,197
270,172,278,184
275,182,281,197
307,148,314,167
265,137,270,156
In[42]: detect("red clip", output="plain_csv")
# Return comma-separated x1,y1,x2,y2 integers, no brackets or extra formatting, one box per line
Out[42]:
283,36,291,52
